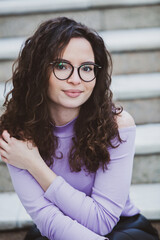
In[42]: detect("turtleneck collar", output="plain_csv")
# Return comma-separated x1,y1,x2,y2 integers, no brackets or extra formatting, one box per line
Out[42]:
53,117,77,138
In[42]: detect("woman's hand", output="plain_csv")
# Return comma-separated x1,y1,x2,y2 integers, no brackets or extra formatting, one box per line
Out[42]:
0,130,43,171
0,130,57,191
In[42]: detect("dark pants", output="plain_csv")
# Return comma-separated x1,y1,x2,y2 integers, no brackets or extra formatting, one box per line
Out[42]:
105,214,159,240
24,214,159,240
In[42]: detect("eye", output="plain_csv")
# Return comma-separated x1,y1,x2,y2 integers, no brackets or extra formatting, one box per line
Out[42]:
81,65,94,72
55,62,68,70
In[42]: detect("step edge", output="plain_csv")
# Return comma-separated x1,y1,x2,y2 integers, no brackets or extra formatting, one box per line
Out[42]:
0,184,159,230
0,0,160,15
1,28,160,60
1,73,160,101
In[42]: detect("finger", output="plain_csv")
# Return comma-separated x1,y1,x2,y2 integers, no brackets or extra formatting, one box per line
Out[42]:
0,155,8,164
2,130,11,144
0,138,9,151
0,147,8,159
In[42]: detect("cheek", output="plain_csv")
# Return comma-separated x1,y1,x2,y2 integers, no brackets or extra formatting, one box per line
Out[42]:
48,75,60,93
86,80,96,93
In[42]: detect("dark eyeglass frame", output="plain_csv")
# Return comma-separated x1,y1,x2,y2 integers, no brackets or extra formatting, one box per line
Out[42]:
50,60,102,82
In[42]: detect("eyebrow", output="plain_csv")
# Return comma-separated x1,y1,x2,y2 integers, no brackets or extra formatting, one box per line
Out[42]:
57,58,95,65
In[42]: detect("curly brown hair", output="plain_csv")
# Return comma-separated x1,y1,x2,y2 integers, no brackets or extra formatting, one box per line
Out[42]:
0,17,122,173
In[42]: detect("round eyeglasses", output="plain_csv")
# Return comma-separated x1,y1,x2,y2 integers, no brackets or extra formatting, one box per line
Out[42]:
50,60,102,82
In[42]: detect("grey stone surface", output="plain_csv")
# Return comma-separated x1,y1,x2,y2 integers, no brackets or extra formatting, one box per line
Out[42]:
1,153,160,192
100,28,160,52
0,81,12,109
116,98,160,125
0,162,14,192
1,50,160,83
0,0,91,15
1,153,159,192
0,10,102,38
112,73,160,100
0,229,28,240
130,183,160,220
1,72,160,104
0,61,13,83
1,0,160,15
132,154,160,184
0,192,32,230
112,51,160,75
135,124,160,155
1,79,160,124
0,3,160,229
0,123,160,192
0,183,159,230
102,5,160,31
0,38,25,60
0,2,160,38
2,28,160,60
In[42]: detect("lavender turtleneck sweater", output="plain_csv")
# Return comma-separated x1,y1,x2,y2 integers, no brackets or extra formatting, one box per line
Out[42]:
7,118,139,240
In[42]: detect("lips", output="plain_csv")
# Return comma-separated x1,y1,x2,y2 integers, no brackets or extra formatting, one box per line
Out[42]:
63,89,83,98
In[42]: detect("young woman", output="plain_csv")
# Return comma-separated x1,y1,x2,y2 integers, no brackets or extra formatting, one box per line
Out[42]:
0,17,159,240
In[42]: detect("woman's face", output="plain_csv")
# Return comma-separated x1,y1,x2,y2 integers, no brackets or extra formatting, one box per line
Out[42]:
47,37,96,115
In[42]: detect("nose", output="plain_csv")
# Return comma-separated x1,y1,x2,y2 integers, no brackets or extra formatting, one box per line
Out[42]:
67,67,81,85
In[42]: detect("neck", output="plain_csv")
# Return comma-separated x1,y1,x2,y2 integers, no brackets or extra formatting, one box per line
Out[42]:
49,105,80,126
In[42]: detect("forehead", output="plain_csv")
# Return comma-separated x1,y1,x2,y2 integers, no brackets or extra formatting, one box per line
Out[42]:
61,37,95,62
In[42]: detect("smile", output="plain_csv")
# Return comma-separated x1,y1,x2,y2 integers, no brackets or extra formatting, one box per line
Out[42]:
63,90,83,98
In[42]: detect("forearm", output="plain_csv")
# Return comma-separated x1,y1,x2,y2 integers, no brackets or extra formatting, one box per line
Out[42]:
45,175,116,235
0,130,57,192
7,164,106,240
44,127,136,235
28,158,57,191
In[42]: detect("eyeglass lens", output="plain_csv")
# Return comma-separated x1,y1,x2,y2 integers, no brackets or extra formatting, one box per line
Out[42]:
52,61,98,82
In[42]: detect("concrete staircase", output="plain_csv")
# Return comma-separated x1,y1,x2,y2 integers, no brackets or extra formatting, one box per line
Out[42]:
0,0,160,236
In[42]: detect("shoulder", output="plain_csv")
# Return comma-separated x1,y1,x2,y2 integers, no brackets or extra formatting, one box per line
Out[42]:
116,110,135,129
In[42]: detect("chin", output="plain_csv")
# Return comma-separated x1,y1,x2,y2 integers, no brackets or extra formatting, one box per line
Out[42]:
63,103,81,109
62,100,83,108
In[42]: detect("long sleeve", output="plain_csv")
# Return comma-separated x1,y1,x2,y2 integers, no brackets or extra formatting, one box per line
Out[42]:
7,164,106,240
44,126,139,235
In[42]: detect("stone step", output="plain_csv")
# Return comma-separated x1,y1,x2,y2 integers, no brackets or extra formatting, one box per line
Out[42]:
1,72,160,124
0,37,25,60
100,28,160,52
1,50,159,82
0,229,28,240
129,124,160,184
0,183,159,231
0,123,160,192
132,154,160,184
0,0,160,38
0,28,160,60
1,0,160,15
112,72,160,100
1,72,159,101
130,183,160,220
0,192,32,230
132,124,160,183
112,72,160,124
112,50,160,75
0,28,160,82
118,97,160,125
135,124,160,154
